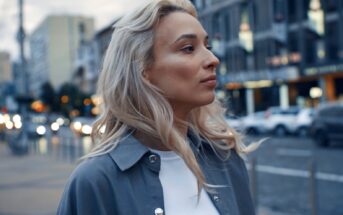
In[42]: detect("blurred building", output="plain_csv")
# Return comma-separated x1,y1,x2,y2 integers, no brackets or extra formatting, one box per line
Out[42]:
73,41,98,95
95,21,116,62
0,55,18,112
73,22,99,95
72,18,119,96
193,0,343,115
0,52,12,83
29,15,95,96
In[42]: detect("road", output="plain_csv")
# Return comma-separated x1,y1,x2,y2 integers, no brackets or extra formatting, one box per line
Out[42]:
0,141,75,215
247,136,343,215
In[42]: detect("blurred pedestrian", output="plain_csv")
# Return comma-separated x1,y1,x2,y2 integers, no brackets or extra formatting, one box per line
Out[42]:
57,0,256,214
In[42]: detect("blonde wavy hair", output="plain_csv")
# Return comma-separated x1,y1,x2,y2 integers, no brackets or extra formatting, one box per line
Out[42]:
87,0,255,193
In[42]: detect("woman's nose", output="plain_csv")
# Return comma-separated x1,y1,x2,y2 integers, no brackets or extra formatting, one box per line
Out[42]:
204,50,220,70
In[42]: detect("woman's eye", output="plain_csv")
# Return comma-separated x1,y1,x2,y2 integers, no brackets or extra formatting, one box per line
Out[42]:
181,45,194,53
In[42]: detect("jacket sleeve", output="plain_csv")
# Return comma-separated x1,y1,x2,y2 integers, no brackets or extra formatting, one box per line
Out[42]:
57,160,116,215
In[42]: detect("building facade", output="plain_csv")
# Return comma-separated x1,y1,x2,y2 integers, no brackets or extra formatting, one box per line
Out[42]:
192,0,343,115
29,15,94,96
0,51,14,110
73,20,100,95
0,52,12,83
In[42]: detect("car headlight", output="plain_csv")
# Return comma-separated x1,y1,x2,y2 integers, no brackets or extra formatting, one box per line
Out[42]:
12,114,21,123
51,122,60,132
56,117,65,126
0,114,4,124
81,124,92,135
72,121,82,131
14,121,22,129
5,121,14,130
36,125,46,136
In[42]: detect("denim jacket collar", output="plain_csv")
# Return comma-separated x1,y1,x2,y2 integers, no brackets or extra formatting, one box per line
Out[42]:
108,133,150,171
108,129,203,172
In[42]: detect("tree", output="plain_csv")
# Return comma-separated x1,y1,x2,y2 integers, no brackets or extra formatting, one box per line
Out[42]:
58,82,91,117
40,82,59,112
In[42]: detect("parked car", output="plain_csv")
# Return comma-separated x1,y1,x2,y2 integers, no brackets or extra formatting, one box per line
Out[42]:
264,106,300,136
225,115,243,132
241,111,268,135
27,113,48,138
310,103,343,147
294,108,314,137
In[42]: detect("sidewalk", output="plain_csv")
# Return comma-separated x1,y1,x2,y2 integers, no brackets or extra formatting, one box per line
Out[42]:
0,142,75,215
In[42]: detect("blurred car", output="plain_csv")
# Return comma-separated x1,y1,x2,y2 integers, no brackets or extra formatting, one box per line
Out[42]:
264,106,300,136
0,113,5,130
241,111,268,135
0,113,5,140
70,117,95,136
27,122,47,138
225,115,243,132
310,103,343,147
27,113,48,138
294,108,314,137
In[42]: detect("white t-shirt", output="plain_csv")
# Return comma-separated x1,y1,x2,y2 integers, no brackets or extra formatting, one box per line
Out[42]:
151,149,220,215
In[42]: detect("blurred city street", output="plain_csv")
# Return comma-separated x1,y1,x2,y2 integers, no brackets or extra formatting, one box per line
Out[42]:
1,128,343,215
0,127,90,215
247,136,343,215
0,140,74,215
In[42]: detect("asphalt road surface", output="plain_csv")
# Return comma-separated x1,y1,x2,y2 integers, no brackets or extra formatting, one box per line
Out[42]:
246,136,343,215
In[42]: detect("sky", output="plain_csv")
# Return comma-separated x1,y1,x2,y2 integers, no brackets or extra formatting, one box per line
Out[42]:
0,0,144,61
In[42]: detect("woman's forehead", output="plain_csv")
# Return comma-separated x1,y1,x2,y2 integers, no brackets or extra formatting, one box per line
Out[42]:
154,11,207,44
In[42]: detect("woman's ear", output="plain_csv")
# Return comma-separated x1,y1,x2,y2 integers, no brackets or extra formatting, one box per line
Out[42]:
142,70,150,81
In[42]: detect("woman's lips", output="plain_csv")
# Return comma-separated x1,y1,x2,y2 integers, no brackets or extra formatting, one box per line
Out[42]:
200,75,217,87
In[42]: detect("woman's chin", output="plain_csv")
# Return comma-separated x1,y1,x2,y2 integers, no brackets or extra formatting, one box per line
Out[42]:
196,94,216,107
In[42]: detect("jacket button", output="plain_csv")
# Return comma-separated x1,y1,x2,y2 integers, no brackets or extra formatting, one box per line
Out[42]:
154,208,164,215
149,154,159,163
213,195,220,202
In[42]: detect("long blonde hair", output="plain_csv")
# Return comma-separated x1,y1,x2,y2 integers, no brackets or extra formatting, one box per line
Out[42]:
88,0,254,193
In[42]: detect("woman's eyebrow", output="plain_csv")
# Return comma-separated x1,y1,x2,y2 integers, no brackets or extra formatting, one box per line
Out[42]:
173,34,208,44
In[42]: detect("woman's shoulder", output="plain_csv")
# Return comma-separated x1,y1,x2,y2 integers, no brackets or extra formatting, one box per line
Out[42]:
58,153,120,214
68,153,116,186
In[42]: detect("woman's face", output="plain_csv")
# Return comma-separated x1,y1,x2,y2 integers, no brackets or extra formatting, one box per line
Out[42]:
145,11,219,113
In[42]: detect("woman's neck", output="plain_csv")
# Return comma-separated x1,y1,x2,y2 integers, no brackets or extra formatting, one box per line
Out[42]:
133,106,191,151
133,118,189,151
133,130,170,151
172,106,190,137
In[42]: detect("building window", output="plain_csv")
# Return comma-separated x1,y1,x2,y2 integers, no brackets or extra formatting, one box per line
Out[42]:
254,0,271,31
288,32,301,64
212,13,221,37
238,49,248,71
254,40,269,70
288,0,297,23
302,0,311,20
305,31,317,64
274,0,286,22
326,21,339,61
224,12,231,41
325,0,337,13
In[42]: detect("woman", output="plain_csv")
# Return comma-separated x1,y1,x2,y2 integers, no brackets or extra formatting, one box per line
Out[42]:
57,0,256,214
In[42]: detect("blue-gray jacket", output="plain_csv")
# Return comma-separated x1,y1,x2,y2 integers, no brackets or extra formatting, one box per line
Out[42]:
57,131,255,215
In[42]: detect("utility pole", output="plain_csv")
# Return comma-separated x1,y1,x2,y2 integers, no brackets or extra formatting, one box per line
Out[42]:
11,0,30,154
18,0,29,93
